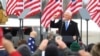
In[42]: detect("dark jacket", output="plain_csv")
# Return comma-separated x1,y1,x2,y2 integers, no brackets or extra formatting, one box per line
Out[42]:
32,48,79,56
17,44,32,56
0,50,8,56
50,19,79,36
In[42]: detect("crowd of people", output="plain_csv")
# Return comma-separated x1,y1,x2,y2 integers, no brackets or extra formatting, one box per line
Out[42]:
0,27,100,56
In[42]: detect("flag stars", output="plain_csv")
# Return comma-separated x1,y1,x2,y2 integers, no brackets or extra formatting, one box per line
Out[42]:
28,37,36,53
28,43,31,45
32,41,35,44
29,38,32,40
31,46,34,48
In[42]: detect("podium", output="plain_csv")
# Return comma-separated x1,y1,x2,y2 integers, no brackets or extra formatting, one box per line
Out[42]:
62,36,74,43
62,36,75,47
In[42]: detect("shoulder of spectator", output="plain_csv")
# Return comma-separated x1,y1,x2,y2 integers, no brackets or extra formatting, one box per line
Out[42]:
32,49,42,56
17,44,30,51
62,47,79,56
17,44,32,56
62,47,71,53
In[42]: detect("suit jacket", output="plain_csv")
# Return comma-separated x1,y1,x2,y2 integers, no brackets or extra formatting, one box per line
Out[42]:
50,19,79,36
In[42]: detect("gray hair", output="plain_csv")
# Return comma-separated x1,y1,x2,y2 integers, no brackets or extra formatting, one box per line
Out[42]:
65,9,72,16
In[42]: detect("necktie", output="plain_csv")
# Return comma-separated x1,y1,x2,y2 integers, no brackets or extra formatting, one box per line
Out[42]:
65,21,68,30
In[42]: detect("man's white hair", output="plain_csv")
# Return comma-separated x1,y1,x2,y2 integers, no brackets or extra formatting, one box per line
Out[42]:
65,10,72,16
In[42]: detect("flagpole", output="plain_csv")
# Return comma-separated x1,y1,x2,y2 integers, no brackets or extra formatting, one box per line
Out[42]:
40,0,43,42
40,12,43,42
86,19,89,46
19,18,21,40
18,8,31,40
60,0,63,35
22,18,24,39
19,18,24,40
80,0,84,42
80,17,82,41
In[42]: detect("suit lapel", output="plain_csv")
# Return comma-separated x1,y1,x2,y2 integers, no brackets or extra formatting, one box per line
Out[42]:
67,21,72,30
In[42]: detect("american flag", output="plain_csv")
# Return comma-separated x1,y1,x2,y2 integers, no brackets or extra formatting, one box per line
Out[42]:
28,37,36,53
6,0,23,16
6,0,41,17
66,0,82,15
41,0,63,28
86,0,100,27
24,0,41,18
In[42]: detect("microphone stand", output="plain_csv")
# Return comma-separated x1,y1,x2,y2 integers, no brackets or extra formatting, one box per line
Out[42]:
19,18,24,40
86,19,89,46
60,20,64,35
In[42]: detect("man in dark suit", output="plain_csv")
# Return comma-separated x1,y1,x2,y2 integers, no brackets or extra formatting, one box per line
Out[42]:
50,10,79,47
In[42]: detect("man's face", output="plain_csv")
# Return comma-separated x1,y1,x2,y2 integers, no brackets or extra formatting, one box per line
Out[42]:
63,12,72,21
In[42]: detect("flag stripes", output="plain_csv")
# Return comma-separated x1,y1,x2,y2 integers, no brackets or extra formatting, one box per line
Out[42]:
86,0,100,27
24,0,41,17
41,0,63,28
6,0,41,17
66,0,82,14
